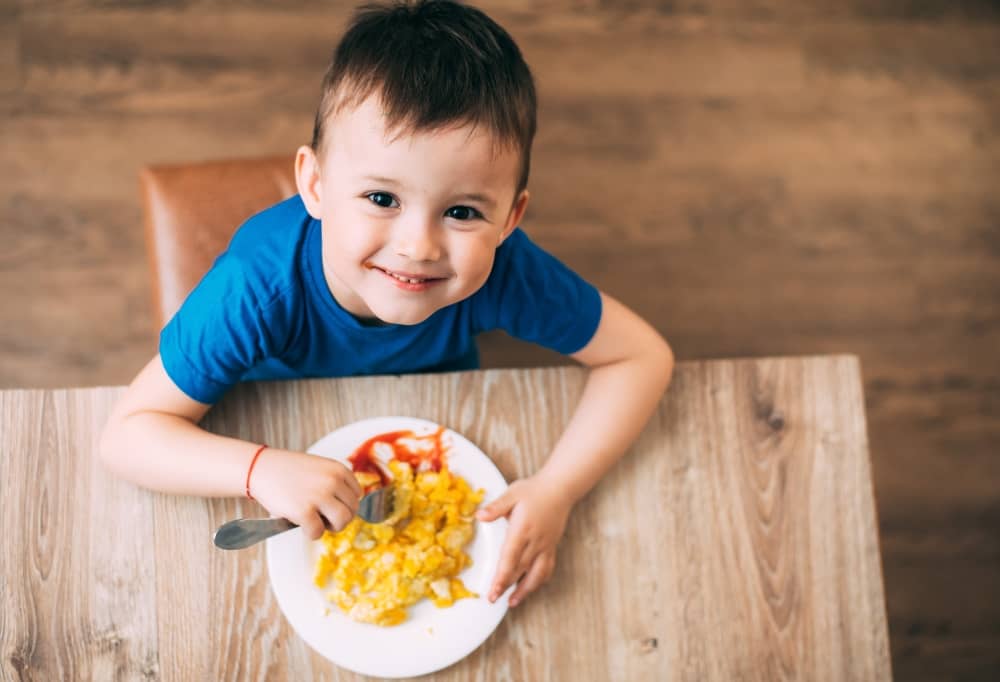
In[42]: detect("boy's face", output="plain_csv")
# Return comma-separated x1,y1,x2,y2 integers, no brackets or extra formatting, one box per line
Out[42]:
296,95,529,326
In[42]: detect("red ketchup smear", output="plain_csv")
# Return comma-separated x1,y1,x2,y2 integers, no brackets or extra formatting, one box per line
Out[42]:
348,428,447,490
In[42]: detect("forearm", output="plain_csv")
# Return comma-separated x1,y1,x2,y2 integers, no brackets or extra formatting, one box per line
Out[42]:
99,411,262,498
537,341,674,505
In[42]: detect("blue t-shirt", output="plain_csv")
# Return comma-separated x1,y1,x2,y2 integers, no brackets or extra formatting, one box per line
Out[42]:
160,195,602,404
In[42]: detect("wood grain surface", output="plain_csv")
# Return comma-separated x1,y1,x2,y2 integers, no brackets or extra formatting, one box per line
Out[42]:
0,356,890,681
1,2,997,679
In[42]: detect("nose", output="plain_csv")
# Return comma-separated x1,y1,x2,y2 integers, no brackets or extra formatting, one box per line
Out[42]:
393,213,442,262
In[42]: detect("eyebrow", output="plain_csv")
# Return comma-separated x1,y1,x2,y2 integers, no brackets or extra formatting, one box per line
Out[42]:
360,175,498,210
453,192,497,210
360,175,402,186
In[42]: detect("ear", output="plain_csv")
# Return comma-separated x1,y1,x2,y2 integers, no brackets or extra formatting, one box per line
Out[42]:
499,189,530,245
295,145,323,219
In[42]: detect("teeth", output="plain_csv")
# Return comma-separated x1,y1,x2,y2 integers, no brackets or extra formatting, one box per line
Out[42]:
386,270,426,284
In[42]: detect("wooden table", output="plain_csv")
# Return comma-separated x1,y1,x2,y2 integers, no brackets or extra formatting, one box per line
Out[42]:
0,355,891,681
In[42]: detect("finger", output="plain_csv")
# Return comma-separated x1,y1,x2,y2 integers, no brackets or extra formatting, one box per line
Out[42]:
333,477,361,514
297,509,327,541
508,552,556,608
476,489,516,522
339,463,364,500
489,534,530,602
318,498,354,533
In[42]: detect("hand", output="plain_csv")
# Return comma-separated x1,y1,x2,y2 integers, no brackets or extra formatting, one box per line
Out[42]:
476,474,574,608
248,448,363,540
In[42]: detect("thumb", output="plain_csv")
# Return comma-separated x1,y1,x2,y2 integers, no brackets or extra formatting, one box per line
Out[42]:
476,490,516,522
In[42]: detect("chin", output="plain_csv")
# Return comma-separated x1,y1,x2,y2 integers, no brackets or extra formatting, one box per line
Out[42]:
370,305,437,326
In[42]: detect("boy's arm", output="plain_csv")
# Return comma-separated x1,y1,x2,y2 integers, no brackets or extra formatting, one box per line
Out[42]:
98,355,362,537
476,292,674,606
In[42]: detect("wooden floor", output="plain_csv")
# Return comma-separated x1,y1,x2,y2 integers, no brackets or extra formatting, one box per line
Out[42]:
1,1,997,679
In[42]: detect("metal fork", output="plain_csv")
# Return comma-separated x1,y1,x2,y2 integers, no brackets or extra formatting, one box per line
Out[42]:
213,486,395,550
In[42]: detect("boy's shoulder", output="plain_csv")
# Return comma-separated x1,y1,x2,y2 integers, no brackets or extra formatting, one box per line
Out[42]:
473,227,582,306
473,225,602,355
482,227,554,287
228,194,313,256
207,194,314,309
486,226,529,273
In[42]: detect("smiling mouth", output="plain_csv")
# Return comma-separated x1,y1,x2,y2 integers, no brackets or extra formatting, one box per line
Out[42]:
366,264,448,285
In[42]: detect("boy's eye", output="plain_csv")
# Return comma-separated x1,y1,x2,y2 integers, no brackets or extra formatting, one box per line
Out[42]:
366,192,398,208
445,206,482,221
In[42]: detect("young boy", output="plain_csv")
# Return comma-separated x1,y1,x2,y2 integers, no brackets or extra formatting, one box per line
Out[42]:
100,0,673,610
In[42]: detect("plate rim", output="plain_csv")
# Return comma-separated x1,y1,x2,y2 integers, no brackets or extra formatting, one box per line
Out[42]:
265,416,511,678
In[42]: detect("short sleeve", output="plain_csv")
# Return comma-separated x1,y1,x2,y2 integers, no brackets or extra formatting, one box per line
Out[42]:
159,253,290,404
474,229,602,354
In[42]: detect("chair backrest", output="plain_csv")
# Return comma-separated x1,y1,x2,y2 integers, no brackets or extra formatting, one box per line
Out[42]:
140,156,296,328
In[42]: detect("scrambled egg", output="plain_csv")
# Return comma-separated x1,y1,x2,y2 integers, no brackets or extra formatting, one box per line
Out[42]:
314,458,484,626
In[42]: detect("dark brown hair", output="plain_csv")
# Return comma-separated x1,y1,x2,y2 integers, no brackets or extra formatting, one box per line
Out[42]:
311,0,537,194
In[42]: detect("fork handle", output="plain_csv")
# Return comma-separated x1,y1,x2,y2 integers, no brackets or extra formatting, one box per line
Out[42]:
214,517,297,550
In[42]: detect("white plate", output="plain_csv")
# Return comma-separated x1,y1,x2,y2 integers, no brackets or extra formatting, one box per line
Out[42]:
266,416,511,678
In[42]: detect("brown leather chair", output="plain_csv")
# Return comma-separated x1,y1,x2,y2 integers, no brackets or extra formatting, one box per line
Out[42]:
140,155,296,328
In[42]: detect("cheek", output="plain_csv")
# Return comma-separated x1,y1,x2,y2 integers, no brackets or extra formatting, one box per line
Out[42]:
450,236,498,282
326,212,383,260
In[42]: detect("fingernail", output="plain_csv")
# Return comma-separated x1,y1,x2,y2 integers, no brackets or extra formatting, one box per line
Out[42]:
509,598,519,607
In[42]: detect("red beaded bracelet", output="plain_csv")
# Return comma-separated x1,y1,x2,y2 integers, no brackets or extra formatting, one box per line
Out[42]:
245,444,268,500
